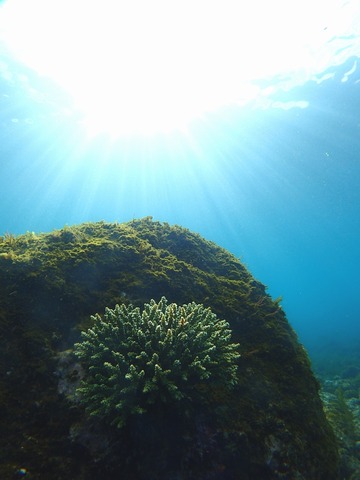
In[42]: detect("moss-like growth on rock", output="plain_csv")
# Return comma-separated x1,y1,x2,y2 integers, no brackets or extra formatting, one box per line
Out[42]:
0,218,340,479
75,297,240,428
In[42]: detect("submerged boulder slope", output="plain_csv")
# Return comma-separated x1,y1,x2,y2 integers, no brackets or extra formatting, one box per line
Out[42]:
0,217,339,479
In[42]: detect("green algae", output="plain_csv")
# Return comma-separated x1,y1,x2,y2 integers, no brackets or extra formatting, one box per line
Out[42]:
0,218,339,479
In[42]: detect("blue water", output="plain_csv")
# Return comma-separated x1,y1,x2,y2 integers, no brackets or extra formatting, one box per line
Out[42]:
1,42,359,354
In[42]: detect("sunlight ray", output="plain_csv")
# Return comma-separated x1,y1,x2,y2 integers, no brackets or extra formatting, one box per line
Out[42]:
1,0,359,136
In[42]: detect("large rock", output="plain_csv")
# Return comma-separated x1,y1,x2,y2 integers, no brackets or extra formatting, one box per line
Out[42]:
0,218,339,479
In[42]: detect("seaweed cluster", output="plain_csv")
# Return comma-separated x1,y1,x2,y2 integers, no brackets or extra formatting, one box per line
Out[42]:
314,345,360,479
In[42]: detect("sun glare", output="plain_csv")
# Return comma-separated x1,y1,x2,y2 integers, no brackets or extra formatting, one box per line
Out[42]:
1,0,359,136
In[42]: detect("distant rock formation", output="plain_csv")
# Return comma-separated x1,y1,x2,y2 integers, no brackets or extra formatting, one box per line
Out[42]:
0,218,339,479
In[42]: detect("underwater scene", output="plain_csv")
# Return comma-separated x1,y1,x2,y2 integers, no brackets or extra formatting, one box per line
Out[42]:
0,1,360,479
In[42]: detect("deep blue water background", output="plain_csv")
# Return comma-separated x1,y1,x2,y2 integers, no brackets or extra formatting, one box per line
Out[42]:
1,54,359,354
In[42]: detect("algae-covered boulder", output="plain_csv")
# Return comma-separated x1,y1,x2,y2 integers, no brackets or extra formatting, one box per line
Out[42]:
0,218,339,479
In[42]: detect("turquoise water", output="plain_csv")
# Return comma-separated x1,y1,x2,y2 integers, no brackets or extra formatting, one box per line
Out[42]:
0,6,359,354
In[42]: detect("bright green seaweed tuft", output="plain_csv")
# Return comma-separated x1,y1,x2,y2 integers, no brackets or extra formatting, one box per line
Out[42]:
74,296,240,428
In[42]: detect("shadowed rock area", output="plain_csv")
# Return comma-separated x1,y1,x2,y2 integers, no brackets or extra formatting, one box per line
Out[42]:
0,217,339,479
